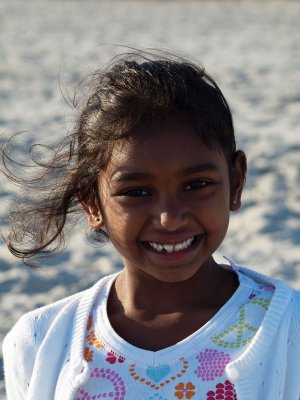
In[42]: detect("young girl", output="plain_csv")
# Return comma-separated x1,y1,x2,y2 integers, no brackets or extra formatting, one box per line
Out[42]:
2,50,300,400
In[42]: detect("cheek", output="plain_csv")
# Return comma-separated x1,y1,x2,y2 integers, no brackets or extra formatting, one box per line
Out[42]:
200,195,230,231
206,212,230,234
101,203,138,241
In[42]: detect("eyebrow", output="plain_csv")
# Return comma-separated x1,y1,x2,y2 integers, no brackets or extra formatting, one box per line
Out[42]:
181,163,219,175
112,172,153,183
111,163,219,183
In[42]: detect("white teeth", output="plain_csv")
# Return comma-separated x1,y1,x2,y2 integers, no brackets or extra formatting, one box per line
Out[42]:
164,244,174,253
174,238,193,251
148,237,195,253
174,243,183,251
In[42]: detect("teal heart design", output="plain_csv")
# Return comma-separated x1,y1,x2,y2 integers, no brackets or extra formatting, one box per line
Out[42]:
146,365,171,383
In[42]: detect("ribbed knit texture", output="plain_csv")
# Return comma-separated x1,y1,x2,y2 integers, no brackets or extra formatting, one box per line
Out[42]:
74,270,274,400
2,264,300,400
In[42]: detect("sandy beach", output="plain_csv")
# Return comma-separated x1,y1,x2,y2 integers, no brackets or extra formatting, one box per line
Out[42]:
1,1,300,397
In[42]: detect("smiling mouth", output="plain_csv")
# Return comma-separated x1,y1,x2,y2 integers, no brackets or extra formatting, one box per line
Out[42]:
146,236,197,253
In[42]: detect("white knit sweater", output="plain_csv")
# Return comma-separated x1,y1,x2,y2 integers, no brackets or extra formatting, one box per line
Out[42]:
3,264,300,400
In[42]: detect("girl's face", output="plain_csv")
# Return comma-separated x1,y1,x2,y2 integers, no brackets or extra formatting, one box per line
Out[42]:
86,114,246,283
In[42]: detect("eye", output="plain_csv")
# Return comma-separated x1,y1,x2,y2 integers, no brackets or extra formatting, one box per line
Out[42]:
120,188,150,197
184,181,208,191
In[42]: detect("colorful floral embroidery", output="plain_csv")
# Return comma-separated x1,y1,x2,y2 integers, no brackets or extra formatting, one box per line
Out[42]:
78,279,273,398
206,380,237,400
211,308,256,348
106,350,126,364
195,349,231,381
129,358,189,390
87,331,104,349
84,346,94,363
75,368,126,400
211,295,271,349
86,314,93,331
146,365,171,382
250,297,270,310
84,312,127,367
83,313,105,363
174,382,196,399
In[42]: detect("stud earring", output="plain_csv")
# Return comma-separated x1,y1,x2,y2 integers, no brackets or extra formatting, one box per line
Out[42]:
232,200,238,205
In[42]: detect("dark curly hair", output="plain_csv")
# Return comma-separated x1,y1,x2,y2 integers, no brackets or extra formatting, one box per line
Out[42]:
1,49,237,267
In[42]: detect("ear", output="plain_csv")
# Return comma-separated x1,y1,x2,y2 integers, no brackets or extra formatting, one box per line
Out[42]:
78,188,104,229
230,150,247,211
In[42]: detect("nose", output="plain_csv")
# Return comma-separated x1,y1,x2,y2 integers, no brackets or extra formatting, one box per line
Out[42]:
153,195,188,231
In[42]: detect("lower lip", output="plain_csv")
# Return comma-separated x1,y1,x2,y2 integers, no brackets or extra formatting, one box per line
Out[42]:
142,235,201,261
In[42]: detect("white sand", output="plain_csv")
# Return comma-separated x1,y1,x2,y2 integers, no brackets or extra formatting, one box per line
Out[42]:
0,1,300,397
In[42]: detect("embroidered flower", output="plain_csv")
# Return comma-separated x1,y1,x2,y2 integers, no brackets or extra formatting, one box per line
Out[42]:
86,331,103,349
206,380,237,400
195,349,231,381
84,346,94,363
106,350,126,364
86,314,93,331
174,382,196,399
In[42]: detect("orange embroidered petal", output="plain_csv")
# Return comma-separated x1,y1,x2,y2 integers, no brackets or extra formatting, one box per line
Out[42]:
87,331,96,345
175,382,185,391
174,382,196,399
86,315,93,330
174,391,184,400
186,391,195,399
86,331,103,349
83,347,94,363
186,382,196,390
96,339,104,348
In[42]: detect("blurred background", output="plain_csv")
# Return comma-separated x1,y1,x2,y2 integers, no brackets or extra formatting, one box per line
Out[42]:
1,0,299,397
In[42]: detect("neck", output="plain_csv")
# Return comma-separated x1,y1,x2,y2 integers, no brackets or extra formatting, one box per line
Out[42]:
106,259,239,351
111,258,236,315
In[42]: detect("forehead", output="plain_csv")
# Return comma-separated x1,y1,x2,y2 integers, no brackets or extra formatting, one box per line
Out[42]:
104,114,228,176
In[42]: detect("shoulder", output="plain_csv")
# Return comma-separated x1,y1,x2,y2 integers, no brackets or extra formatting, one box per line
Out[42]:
2,273,117,398
226,260,298,315
235,263,300,323
230,262,293,293
3,273,115,351
2,287,85,375
4,285,88,349
224,262,300,380
2,290,81,398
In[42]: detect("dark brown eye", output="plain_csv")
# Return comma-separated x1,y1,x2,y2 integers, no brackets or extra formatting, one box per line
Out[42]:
184,181,208,191
121,188,150,197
